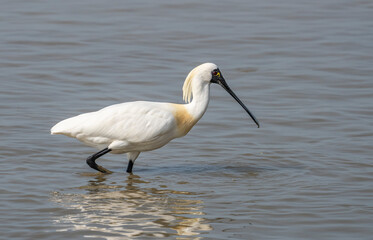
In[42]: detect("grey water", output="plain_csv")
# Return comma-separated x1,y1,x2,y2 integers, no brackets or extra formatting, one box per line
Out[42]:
1,0,373,239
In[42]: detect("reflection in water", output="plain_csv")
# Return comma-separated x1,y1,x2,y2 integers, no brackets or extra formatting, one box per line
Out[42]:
51,174,211,239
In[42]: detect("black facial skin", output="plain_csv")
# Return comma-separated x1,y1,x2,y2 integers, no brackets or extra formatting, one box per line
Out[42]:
211,69,260,128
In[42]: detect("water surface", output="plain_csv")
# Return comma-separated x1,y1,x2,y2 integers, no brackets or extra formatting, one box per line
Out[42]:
1,0,373,239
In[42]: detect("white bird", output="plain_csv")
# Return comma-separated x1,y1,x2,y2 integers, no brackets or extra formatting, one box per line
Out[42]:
51,63,259,174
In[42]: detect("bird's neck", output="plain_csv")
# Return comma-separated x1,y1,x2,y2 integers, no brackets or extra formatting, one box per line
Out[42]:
186,82,210,121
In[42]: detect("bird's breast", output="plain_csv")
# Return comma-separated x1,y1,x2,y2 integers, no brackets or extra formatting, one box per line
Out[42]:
171,104,197,137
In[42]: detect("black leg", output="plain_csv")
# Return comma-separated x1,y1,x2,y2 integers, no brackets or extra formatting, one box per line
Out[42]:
86,148,112,173
126,160,134,173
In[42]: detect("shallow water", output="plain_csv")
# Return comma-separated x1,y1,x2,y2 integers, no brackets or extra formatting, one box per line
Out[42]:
1,0,373,239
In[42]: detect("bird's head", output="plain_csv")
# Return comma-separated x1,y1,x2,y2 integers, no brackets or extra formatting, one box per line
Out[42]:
183,63,260,128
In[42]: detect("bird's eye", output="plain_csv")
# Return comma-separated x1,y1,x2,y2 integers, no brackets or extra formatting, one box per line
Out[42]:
212,70,219,76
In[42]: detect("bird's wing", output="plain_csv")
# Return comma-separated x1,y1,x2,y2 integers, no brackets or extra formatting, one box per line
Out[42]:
51,101,176,145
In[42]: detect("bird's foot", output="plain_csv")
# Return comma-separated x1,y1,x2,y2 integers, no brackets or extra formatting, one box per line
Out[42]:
96,165,113,174
86,153,113,174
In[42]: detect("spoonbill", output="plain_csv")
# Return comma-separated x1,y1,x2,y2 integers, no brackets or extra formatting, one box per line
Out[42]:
51,63,259,174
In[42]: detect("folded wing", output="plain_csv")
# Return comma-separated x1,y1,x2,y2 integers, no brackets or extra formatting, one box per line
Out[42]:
51,101,176,148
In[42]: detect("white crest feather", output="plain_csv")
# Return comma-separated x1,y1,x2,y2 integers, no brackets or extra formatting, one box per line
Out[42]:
182,67,197,103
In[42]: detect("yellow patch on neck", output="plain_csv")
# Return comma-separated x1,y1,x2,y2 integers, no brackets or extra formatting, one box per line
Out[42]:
171,104,197,136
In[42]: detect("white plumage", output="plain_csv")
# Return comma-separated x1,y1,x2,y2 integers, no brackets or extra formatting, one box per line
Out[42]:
51,63,259,174
52,102,176,152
